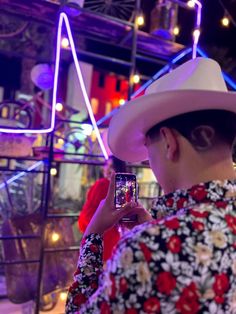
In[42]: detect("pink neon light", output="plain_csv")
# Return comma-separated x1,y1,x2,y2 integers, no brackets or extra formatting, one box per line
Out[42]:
192,0,202,59
58,13,108,159
0,52,59,133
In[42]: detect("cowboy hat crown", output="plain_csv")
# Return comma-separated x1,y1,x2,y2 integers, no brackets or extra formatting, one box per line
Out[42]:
108,57,236,162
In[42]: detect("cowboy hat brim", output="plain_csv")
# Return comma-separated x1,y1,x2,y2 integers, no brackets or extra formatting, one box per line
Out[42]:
108,89,236,162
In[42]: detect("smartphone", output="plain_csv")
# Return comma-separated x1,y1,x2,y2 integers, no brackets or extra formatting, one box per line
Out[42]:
115,173,138,221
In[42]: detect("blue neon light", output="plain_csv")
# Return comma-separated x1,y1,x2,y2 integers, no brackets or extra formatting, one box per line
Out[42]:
197,47,236,90
0,161,43,190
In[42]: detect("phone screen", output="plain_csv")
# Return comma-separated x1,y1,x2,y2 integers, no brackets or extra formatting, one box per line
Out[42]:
115,173,137,209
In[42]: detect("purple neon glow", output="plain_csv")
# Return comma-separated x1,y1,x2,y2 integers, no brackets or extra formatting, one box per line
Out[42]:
192,0,202,59
58,13,108,159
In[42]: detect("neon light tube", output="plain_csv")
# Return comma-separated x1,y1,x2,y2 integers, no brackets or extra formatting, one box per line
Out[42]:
0,161,43,190
191,0,202,59
59,13,108,159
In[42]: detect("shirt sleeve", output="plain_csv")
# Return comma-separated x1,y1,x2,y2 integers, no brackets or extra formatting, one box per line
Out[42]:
65,229,148,314
65,233,103,313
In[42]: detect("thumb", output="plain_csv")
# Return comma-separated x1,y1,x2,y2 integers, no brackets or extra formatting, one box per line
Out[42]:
115,201,137,220
106,171,115,204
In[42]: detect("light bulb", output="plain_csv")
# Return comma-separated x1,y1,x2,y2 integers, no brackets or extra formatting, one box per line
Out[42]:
173,26,180,36
187,0,195,8
132,74,140,84
61,37,69,48
119,99,125,105
51,232,60,242
221,17,230,27
58,138,64,145
56,102,63,112
136,14,144,26
50,168,57,176
60,292,67,301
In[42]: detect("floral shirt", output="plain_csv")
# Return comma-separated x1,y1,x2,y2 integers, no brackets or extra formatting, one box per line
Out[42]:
66,179,236,313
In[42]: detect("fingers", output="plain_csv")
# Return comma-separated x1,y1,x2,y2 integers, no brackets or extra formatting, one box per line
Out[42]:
115,202,152,224
115,201,140,220
106,171,115,204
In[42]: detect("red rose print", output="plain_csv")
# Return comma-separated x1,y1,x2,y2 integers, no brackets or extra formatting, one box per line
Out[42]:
119,277,128,293
176,298,199,314
139,242,152,262
213,273,229,295
89,244,99,253
156,271,176,295
90,281,98,290
69,281,79,292
109,275,116,299
73,293,87,306
165,218,180,230
215,201,228,209
176,282,199,314
192,221,204,231
143,297,160,313
100,301,111,314
167,235,181,253
225,214,234,226
73,268,81,276
189,186,207,201
125,309,138,314
225,215,236,234
190,209,209,218
166,198,174,207
215,295,225,304
177,198,187,209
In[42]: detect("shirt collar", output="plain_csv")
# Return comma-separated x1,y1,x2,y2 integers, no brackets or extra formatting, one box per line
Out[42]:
151,179,236,219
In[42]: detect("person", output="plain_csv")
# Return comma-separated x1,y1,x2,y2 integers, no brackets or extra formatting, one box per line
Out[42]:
78,155,126,261
66,57,236,313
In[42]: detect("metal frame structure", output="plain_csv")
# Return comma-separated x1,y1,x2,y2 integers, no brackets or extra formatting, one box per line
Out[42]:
3,1,236,313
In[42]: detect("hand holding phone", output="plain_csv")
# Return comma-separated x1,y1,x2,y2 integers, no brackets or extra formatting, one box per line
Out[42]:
83,172,151,238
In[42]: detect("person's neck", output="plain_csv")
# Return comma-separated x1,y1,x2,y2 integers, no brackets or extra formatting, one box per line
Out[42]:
165,153,236,194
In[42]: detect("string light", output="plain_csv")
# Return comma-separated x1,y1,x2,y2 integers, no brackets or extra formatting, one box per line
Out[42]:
51,232,60,242
221,16,230,27
60,292,68,301
61,37,69,48
132,74,140,84
187,0,195,8
56,102,63,111
119,99,125,105
50,168,57,176
136,13,145,26
58,138,64,145
173,26,180,36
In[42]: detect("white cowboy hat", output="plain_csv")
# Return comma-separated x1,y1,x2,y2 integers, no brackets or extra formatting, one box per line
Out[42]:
108,57,236,163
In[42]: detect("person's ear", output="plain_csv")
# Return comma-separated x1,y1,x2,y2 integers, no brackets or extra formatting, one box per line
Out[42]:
160,127,178,160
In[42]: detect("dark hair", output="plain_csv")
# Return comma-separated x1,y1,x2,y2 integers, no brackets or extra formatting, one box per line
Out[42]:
110,156,126,173
146,110,236,149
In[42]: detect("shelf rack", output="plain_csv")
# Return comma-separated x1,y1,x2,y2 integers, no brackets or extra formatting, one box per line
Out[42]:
0,1,185,312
